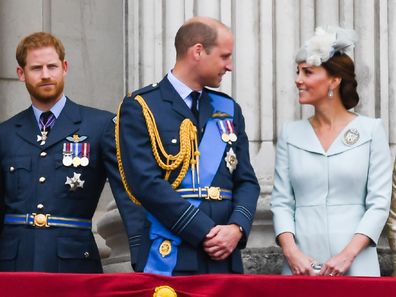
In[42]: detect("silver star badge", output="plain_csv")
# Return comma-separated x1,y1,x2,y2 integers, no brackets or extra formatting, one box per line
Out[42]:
224,147,238,174
37,131,48,145
65,172,85,191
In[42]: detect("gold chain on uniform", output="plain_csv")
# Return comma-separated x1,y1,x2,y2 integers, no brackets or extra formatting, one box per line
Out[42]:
115,94,200,205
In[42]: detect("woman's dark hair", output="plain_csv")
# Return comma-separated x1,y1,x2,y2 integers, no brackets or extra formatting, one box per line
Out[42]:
322,53,359,109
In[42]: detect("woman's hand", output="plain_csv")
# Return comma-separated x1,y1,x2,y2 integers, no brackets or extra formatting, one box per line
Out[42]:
320,251,354,276
278,232,315,275
284,246,316,275
320,234,371,276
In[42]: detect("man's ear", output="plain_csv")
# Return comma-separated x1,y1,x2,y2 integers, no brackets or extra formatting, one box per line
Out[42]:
16,66,25,82
63,60,68,76
191,43,204,61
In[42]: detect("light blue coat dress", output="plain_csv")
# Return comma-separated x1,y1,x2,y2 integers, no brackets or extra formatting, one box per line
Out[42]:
271,115,392,276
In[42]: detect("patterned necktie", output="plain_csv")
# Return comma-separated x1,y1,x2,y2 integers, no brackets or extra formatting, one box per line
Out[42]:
190,91,200,124
39,111,56,132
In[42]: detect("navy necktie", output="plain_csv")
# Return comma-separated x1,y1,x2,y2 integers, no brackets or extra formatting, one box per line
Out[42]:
190,91,200,124
39,111,56,132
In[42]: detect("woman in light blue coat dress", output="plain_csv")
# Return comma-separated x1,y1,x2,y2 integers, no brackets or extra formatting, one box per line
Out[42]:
271,27,392,276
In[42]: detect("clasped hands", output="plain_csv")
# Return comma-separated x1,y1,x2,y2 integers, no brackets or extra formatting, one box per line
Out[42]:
286,247,354,276
202,224,242,261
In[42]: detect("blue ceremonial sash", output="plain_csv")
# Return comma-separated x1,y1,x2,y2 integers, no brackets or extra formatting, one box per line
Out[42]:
144,93,234,275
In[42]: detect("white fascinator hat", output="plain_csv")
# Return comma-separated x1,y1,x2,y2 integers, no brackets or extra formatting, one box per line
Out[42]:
295,26,358,66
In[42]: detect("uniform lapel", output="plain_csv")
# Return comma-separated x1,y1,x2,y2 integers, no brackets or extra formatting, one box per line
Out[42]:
15,107,42,147
159,77,197,124
42,98,81,149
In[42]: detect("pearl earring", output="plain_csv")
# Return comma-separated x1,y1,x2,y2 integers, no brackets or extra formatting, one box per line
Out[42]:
328,89,334,97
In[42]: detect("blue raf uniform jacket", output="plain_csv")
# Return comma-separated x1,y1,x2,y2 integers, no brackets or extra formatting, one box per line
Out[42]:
0,98,139,273
117,76,260,274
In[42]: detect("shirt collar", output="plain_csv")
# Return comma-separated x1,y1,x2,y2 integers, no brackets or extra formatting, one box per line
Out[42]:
32,94,67,125
167,69,201,104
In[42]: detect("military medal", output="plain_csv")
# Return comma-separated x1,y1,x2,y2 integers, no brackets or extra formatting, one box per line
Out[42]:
159,240,172,257
216,120,230,143
225,120,237,142
37,112,55,145
63,135,90,168
229,132,237,142
343,128,360,146
72,142,81,167
62,143,73,166
80,143,90,167
37,131,48,145
63,155,73,167
72,156,81,167
65,172,85,191
221,133,230,143
64,135,89,167
80,157,89,167
224,147,238,174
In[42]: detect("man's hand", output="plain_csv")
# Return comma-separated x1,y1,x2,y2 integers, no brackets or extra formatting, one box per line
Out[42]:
203,224,243,261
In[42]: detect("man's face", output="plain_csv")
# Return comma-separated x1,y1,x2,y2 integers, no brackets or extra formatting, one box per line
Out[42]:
198,27,233,88
17,46,67,106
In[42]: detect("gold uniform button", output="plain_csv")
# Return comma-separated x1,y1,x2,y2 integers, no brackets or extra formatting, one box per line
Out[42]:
9,166,15,172
40,151,47,157
84,252,90,258
39,177,46,183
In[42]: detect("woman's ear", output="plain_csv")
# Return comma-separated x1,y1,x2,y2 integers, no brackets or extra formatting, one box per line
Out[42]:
330,76,342,90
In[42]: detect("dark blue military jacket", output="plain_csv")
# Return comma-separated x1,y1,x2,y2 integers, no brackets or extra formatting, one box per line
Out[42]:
117,76,260,275
0,98,137,273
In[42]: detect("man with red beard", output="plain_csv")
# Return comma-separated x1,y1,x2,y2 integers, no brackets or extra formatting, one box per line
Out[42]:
0,32,142,272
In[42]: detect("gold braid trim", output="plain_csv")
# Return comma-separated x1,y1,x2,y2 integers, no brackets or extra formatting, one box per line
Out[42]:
115,95,200,205
115,100,140,205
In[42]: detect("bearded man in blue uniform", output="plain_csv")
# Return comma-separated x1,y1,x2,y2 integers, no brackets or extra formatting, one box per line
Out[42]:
116,16,260,275
0,32,142,273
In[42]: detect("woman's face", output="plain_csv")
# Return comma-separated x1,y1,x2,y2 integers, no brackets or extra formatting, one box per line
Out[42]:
295,62,333,105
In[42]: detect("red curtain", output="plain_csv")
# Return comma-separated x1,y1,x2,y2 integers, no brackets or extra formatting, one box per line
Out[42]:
0,272,394,297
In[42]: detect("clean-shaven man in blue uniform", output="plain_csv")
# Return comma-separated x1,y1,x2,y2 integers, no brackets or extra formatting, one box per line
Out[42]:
116,16,260,275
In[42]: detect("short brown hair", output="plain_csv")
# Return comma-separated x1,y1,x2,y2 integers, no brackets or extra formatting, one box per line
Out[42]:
322,53,359,110
174,21,218,59
16,32,65,68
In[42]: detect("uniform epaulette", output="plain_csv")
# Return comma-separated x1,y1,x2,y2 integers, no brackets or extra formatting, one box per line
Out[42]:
129,82,160,99
204,88,234,101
